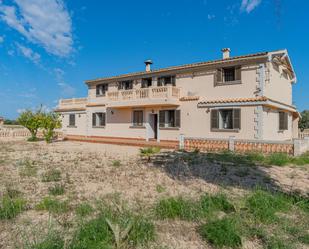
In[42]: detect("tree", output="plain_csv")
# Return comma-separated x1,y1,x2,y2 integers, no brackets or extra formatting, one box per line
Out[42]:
41,112,61,143
299,110,309,131
17,109,43,141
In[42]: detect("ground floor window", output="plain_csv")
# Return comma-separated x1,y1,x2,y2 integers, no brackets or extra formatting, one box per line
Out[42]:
69,114,75,127
92,112,106,127
159,109,180,128
211,108,241,130
132,110,143,126
279,111,288,130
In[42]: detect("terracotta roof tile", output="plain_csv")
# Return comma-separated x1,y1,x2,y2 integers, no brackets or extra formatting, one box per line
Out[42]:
55,107,86,112
198,96,268,105
86,52,268,84
179,96,200,101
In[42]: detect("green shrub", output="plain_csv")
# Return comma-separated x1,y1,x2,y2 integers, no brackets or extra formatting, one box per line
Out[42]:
0,195,26,219
154,197,199,220
200,193,235,214
48,184,65,196
75,203,94,217
290,152,309,165
245,152,265,162
199,218,242,248
42,169,62,182
245,190,291,223
36,197,69,214
265,153,290,166
111,160,121,167
140,147,161,162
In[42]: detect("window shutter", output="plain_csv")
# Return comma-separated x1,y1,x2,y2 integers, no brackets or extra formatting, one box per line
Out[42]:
279,112,288,130
92,113,96,127
211,109,219,129
96,85,100,95
216,69,222,85
159,110,165,127
233,109,241,129
175,110,181,127
102,113,106,126
235,66,241,81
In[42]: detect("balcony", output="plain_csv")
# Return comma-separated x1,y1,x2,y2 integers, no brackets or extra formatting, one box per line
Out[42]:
106,86,181,108
57,98,87,111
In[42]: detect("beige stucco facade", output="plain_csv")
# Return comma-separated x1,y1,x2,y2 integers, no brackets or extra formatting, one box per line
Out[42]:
56,49,299,143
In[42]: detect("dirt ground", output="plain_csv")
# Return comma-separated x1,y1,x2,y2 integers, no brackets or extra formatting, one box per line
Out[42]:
0,139,308,249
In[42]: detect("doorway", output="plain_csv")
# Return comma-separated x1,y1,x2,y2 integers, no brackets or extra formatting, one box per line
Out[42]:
149,114,158,140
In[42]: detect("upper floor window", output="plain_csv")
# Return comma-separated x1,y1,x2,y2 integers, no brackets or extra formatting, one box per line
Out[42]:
159,109,180,128
118,80,133,90
211,109,241,130
279,112,288,130
96,84,108,96
216,66,241,85
132,110,143,126
69,114,76,127
157,76,176,86
92,112,106,127
141,78,152,88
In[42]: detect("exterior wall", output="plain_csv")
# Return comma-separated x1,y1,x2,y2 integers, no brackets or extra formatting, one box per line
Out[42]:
264,62,293,105
262,107,293,141
61,112,87,136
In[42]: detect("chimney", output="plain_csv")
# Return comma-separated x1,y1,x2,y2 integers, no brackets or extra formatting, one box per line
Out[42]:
144,60,153,72
221,48,231,59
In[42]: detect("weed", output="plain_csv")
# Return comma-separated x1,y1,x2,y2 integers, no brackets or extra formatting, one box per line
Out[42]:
199,218,242,248
48,184,65,196
75,203,94,217
245,189,291,223
27,233,64,249
156,184,166,193
111,160,121,167
18,159,38,177
199,193,235,214
140,147,161,162
36,197,69,214
0,195,26,219
42,169,62,182
265,153,290,166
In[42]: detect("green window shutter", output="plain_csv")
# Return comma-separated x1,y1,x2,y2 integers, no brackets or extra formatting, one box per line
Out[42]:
233,109,241,129
92,113,96,127
175,110,181,127
159,110,165,127
235,66,241,81
216,68,222,85
211,109,219,129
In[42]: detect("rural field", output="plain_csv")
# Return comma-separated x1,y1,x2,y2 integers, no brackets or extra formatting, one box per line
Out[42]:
0,138,308,249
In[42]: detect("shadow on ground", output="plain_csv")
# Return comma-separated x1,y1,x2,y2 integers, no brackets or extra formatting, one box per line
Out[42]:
151,150,296,193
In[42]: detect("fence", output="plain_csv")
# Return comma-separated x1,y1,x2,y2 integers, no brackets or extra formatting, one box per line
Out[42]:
0,128,63,139
181,136,309,156
299,129,309,139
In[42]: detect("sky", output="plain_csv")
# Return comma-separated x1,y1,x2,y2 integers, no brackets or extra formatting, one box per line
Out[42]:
0,0,308,119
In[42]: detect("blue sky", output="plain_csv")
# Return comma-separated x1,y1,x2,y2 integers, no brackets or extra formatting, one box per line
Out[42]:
0,0,308,119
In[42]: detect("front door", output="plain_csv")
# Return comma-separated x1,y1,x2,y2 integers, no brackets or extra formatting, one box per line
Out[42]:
149,114,158,140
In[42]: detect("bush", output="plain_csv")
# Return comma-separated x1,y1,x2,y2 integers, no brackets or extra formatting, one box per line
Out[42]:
36,197,69,214
42,169,62,182
111,160,121,167
17,109,43,141
0,195,26,219
48,184,65,196
140,147,161,162
265,153,290,166
41,112,61,143
199,218,242,248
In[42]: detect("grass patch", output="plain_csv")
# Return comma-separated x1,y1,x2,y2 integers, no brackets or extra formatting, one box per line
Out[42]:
111,160,121,167
140,147,161,162
200,193,235,214
26,232,64,249
199,218,242,248
70,204,155,248
0,195,26,219
265,153,290,166
245,189,291,223
75,203,94,217
156,184,166,193
48,184,65,196
36,197,69,214
18,159,38,177
42,169,62,182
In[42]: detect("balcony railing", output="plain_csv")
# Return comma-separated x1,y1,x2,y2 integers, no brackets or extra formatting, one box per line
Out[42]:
107,86,180,102
58,98,87,109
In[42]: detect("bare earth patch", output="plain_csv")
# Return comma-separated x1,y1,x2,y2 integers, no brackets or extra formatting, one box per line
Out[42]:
0,139,308,249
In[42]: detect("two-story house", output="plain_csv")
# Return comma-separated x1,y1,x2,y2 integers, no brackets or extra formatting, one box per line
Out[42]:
56,49,299,146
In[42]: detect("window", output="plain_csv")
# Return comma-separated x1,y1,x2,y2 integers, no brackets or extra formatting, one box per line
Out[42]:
92,112,106,127
69,114,75,127
141,78,152,88
118,80,133,90
159,110,180,128
211,109,241,130
96,84,108,96
157,76,176,86
279,112,288,130
132,110,143,126
216,66,241,84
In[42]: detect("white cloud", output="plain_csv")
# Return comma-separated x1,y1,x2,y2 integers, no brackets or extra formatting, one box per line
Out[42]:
18,87,37,98
0,35,4,43
54,67,76,96
7,50,14,56
16,43,41,64
0,0,73,57
240,0,262,13
207,14,215,20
